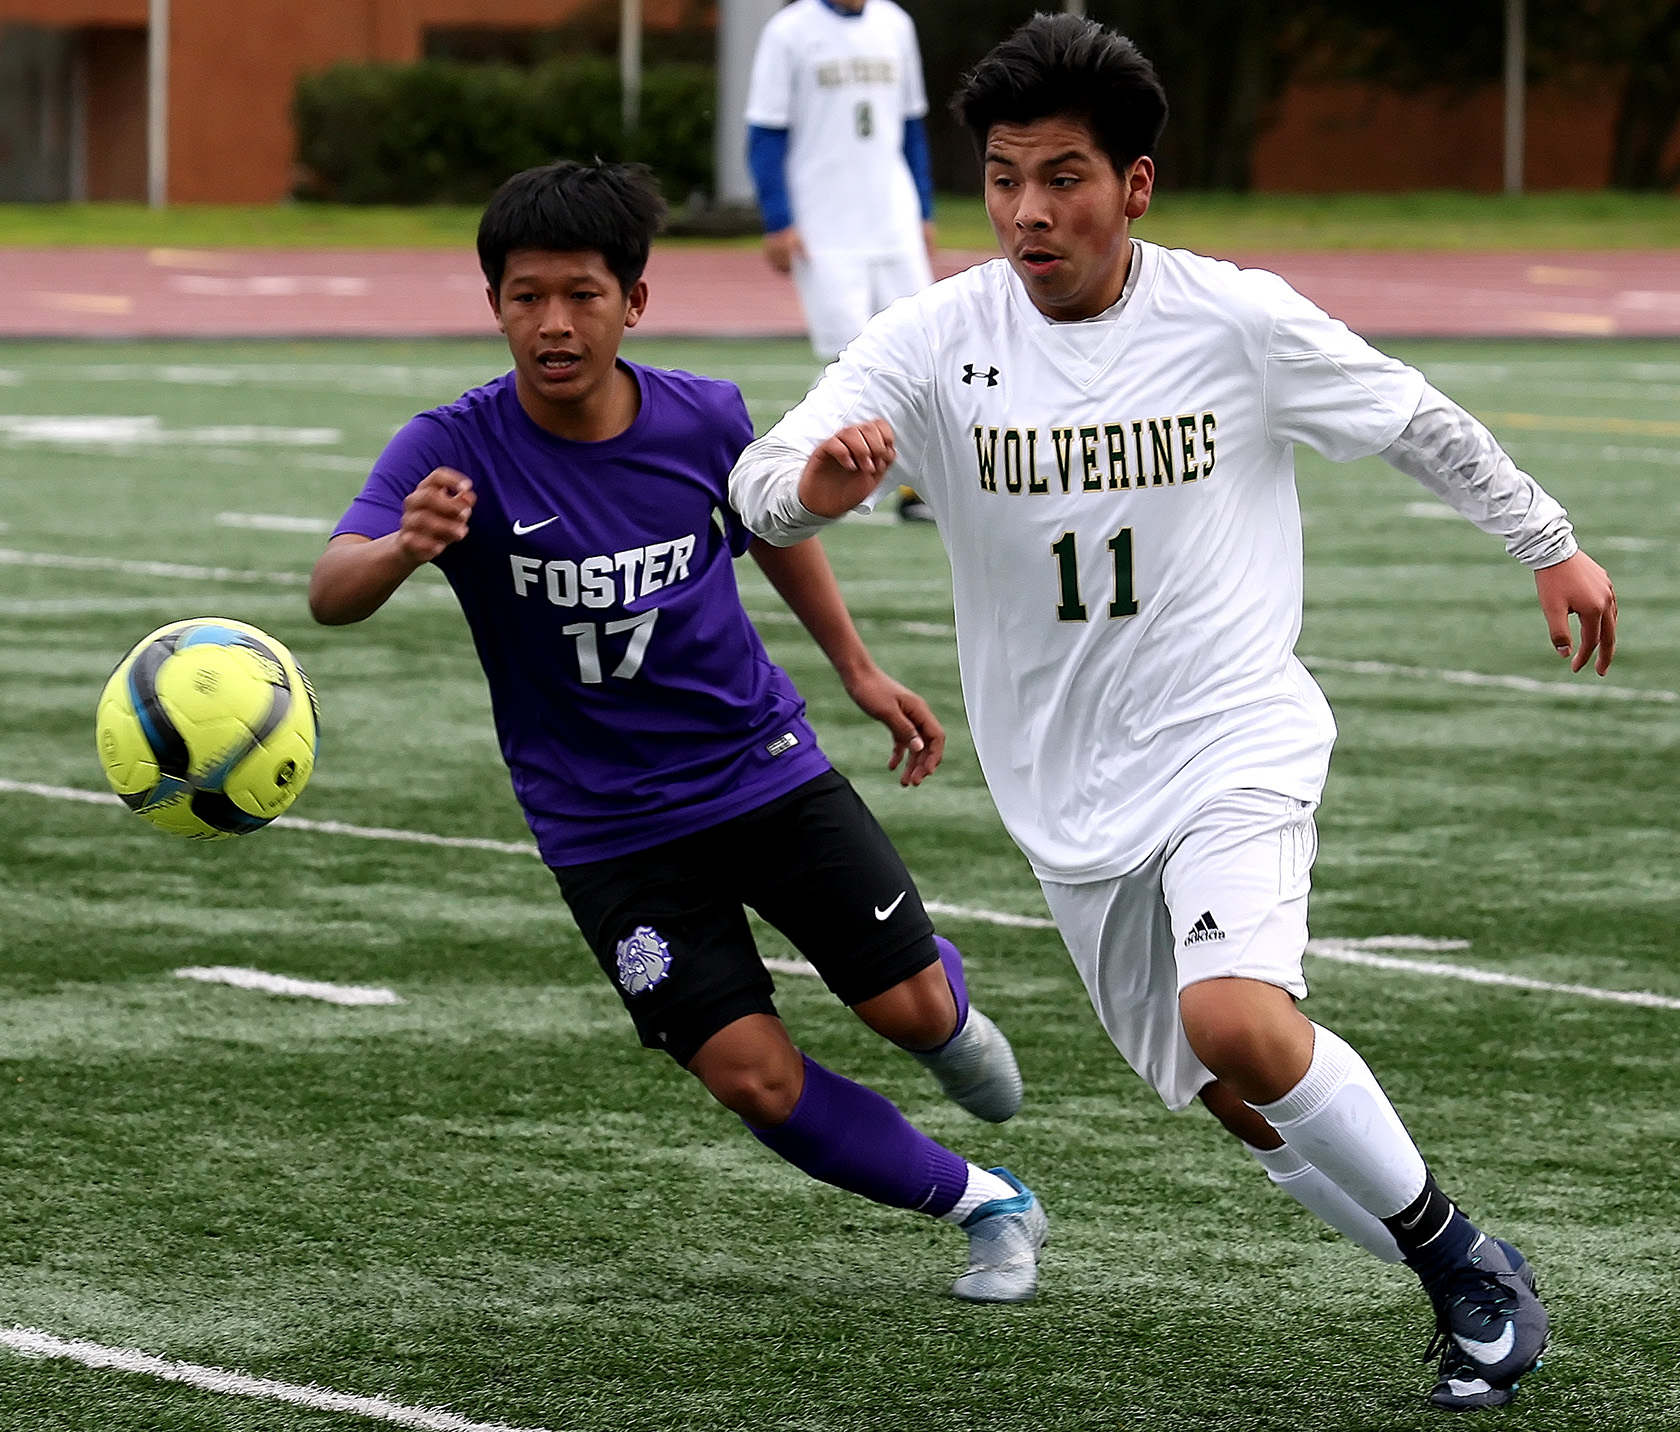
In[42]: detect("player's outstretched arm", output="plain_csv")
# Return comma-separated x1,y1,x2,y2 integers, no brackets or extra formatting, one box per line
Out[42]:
749,536,944,785
1536,549,1617,674
309,467,475,625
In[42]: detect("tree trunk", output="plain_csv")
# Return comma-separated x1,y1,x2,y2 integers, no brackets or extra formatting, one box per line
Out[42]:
1609,1,1680,189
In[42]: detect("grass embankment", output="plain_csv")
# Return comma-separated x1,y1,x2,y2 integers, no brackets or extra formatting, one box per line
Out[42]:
3,191,1680,250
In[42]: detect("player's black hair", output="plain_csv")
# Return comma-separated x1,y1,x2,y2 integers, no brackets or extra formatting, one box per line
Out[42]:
477,160,667,296
952,13,1168,173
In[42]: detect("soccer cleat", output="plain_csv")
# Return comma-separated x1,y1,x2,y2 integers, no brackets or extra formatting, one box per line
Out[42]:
951,1167,1047,1303
1428,1241,1540,1411
899,496,936,523
1429,1346,1521,1412
1422,1234,1548,1395
909,1008,1023,1122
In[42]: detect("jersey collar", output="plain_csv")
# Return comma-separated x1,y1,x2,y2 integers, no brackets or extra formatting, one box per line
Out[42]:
817,0,867,16
1002,240,1157,391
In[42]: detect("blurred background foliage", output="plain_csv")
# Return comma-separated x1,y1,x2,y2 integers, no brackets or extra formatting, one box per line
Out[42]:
295,0,1680,202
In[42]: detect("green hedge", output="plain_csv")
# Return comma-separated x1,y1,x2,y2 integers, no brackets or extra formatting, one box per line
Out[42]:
294,59,715,205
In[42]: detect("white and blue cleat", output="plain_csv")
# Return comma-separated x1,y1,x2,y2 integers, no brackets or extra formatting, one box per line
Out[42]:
911,1008,1023,1123
951,1167,1047,1303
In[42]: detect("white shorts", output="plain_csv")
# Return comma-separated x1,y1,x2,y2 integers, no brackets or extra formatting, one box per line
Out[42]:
1040,789,1318,1113
792,246,933,359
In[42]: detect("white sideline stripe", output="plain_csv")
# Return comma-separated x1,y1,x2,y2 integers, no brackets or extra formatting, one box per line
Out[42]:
0,1326,555,1432
1303,654,1678,704
271,814,539,857
924,899,1056,929
0,547,307,586
7,779,1677,1009
174,966,402,1006
1307,940,1680,1009
745,608,956,639
0,784,1052,925
764,957,819,976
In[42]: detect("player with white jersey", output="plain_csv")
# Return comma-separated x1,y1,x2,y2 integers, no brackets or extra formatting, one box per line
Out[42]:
731,15,1619,1413
745,0,936,360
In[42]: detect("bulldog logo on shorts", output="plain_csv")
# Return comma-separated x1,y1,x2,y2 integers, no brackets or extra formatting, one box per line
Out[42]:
615,925,673,995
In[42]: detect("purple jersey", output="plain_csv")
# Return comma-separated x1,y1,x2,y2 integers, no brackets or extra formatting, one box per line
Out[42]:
335,364,831,864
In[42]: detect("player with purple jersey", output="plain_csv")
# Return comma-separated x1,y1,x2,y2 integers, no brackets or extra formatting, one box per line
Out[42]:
308,160,1047,1302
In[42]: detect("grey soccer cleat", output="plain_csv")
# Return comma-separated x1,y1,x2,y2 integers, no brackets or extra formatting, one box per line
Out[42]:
910,1008,1023,1123
1424,1235,1548,1401
951,1167,1047,1304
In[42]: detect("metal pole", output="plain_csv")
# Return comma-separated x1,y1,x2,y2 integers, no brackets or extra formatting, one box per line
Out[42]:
147,0,168,206
1063,0,1087,15
713,0,783,206
1503,0,1525,195
620,0,642,137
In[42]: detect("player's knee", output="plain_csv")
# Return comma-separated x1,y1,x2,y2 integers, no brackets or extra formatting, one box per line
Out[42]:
1180,990,1291,1088
854,963,958,1050
700,1060,803,1127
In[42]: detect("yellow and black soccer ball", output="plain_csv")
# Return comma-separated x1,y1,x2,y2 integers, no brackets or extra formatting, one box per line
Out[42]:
96,617,319,839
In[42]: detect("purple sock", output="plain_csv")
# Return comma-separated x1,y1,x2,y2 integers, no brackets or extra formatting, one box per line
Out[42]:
748,1055,968,1217
932,935,970,1046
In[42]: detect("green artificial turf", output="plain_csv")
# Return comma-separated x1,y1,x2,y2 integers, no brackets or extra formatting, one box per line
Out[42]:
0,337,1676,1430
8,191,1680,252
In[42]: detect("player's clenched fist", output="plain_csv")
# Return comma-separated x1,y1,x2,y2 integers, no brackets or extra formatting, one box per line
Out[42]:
798,419,897,518
399,467,476,563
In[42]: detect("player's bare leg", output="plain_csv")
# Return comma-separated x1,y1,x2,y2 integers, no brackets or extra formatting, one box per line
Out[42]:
1180,978,1548,1405
687,1011,1045,1302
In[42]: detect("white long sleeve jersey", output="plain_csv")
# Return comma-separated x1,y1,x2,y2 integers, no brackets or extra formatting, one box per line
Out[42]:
731,242,1576,883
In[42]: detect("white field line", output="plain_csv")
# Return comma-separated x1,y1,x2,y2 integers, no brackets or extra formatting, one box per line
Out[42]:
1307,939,1680,1010
1302,654,1678,704
763,958,819,977
174,966,402,1006
0,547,308,586
215,512,333,533
7,779,1677,1009
745,608,956,639
925,899,1055,929
0,1326,555,1432
272,814,539,856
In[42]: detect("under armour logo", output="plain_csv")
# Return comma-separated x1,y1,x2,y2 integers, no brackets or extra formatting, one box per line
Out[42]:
962,363,999,387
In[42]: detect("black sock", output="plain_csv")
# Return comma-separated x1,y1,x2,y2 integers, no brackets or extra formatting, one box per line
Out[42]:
1383,1172,1477,1281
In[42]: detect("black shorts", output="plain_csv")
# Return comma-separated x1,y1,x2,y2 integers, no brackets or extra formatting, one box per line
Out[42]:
553,769,937,1067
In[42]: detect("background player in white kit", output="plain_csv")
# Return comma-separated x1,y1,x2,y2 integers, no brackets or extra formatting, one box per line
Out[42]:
731,14,1619,1413
746,0,937,361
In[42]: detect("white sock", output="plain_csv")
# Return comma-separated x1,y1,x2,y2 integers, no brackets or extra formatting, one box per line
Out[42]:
1244,1141,1404,1262
939,1164,1018,1224
1249,1022,1427,1221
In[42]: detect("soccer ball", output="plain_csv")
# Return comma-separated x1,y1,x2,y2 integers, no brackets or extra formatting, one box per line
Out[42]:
96,617,320,839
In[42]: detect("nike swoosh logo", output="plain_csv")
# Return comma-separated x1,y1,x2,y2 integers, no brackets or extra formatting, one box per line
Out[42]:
1457,1323,1515,1366
512,516,559,535
874,891,907,921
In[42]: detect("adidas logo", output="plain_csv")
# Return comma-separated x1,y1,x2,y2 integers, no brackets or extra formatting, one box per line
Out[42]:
1184,911,1226,946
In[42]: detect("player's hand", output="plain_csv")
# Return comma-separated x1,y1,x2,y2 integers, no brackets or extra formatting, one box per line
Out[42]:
798,420,897,518
923,220,938,264
763,227,805,275
1535,549,1616,674
844,666,945,786
398,467,476,565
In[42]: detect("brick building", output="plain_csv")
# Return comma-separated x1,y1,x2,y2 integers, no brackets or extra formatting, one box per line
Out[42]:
0,0,696,202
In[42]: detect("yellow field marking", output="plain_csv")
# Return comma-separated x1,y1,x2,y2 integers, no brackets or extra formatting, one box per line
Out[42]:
1525,312,1616,336
1485,411,1680,439
34,293,133,315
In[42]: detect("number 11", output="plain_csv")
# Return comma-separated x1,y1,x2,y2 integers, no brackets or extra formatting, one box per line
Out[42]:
1051,529,1139,623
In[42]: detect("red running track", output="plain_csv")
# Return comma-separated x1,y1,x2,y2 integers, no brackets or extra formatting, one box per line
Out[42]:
4,244,1680,340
